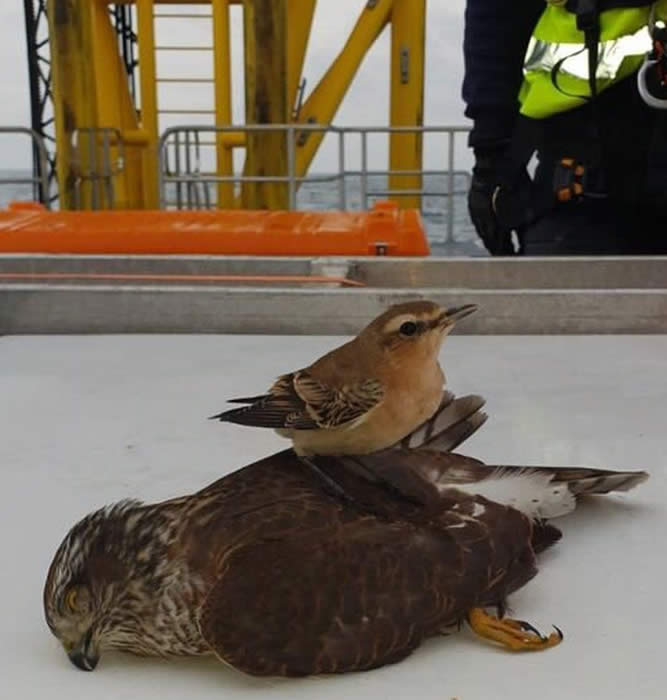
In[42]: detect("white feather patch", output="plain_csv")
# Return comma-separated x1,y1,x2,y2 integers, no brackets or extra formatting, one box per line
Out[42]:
443,469,577,520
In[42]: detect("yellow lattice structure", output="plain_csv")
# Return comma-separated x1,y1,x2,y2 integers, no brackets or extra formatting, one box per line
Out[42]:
48,0,426,211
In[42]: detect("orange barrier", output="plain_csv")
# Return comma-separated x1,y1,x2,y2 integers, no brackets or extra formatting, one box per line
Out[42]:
0,200,429,256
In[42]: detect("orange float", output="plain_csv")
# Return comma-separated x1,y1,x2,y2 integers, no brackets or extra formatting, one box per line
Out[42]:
0,200,429,257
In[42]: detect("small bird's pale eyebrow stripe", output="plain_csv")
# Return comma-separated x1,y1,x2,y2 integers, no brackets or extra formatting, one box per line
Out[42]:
382,314,419,334
383,311,442,334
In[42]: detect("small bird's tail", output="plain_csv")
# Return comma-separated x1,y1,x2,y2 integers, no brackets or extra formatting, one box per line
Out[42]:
394,391,487,453
488,465,650,496
222,394,268,405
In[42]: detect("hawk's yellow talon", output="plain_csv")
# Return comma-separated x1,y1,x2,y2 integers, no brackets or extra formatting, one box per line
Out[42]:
497,617,545,637
467,607,563,652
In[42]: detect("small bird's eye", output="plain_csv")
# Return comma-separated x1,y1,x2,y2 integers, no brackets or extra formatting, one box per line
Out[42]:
65,588,78,612
399,321,418,337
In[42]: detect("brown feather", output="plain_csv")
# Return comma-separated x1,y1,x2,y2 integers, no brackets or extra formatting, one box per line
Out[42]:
211,371,384,430
394,392,487,451
44,390,647,677
330,448,649,509
196,453,537,676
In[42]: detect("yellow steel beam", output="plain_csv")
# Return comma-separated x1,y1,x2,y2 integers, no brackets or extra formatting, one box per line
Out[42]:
113,1,243,4
212,0,234,208
88,0,147,209
49,0,159,209
136,0,160,209
113,1,244,4
219,132,246,148
242,0,289,209
294,0,393,177
389,0,425,210
287,0,316,116
98,0,426,215
119,129,150,145
48,0,98,209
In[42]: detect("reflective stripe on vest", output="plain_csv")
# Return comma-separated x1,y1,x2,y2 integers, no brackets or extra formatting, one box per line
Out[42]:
519,2,667,119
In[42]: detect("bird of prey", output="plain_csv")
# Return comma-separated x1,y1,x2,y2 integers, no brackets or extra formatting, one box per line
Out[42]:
210,300,478,456
44,393,648,676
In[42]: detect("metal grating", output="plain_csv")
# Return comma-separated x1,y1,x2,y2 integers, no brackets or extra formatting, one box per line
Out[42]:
110,4,139,105
23,0,57,206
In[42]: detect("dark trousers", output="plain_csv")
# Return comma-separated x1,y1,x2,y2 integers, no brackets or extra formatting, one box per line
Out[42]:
520,76,667,255
522,198,667,255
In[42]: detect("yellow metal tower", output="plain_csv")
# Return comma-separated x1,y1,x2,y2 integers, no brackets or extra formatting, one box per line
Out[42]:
47,0,427,211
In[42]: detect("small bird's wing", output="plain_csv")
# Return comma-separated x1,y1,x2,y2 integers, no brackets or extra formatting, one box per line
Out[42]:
198,497,537,677
294,373,385,428
223,394,271,405
209,373,317,429
210,371,385,430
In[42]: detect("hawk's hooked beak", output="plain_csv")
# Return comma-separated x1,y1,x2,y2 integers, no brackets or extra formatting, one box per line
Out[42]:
68,629,99,671
440,304,478,326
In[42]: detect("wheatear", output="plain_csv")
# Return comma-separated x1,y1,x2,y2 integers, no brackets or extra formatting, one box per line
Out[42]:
210,300,477,456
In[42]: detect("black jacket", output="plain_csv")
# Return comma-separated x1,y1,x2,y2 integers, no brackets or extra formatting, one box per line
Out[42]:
462,0,667,210
462,0,544,150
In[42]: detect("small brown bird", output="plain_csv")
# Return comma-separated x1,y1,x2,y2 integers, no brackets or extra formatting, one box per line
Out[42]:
210,300,478,456
43,393,648,677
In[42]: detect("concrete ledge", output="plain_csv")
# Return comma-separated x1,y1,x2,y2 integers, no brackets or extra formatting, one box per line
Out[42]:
0,253,314,277
2,255,666,334
2,285,666,334
345,256,667,289
2,254,667,289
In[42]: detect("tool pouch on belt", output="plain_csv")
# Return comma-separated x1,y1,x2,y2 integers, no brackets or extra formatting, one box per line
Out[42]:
552,156,608,203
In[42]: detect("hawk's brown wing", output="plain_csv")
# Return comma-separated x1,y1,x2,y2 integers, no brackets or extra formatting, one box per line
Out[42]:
320,449,490,508
198,492,536,677
328,449,649,509
210,371,384,430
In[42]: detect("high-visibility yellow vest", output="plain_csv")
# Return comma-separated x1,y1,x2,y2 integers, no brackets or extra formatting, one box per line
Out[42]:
519,1,667,118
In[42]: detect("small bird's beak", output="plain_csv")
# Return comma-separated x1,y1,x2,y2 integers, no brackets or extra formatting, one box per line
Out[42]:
441,304,478,325
67,629,99,671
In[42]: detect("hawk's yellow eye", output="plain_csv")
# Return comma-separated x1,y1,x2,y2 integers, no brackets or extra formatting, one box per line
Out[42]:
65,588,78,612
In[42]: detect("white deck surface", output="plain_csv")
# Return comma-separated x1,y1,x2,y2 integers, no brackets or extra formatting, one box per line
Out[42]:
1,334,666,700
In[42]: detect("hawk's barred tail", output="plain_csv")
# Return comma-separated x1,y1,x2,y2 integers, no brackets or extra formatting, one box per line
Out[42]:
487,464,649,496
395,392,487,452
494,466,650,496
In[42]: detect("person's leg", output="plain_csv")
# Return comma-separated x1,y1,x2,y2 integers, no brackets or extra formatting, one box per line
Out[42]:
521,199,630,255
522,191,667,255
624,210,667,254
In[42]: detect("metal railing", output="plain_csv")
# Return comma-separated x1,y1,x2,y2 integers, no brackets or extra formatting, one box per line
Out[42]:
71,127,125,210
158,124,472,242
2,123,473,242
0,127,51,208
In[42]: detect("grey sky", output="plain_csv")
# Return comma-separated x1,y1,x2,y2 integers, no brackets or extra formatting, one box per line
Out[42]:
0,2,470,171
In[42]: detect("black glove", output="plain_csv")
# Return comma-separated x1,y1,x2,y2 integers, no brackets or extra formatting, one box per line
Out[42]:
468,147,534,255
